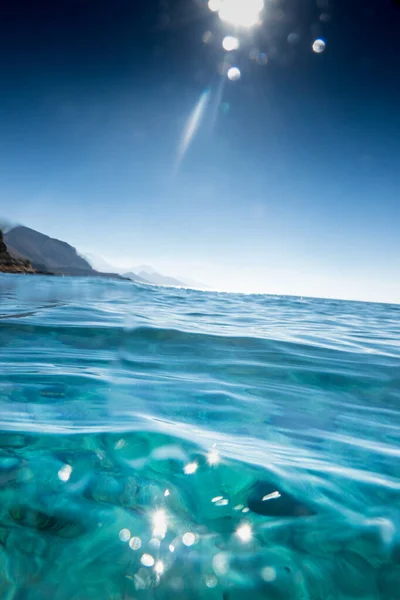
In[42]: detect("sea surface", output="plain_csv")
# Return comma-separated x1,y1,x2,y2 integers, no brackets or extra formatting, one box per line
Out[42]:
0,274,399,600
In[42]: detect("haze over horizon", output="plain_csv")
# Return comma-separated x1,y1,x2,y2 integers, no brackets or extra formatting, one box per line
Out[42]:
1,0,399,303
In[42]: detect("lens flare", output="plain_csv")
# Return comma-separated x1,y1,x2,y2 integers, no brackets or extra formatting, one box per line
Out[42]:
175,91,210,173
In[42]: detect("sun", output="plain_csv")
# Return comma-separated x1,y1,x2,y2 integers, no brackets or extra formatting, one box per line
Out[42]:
208,0,264,28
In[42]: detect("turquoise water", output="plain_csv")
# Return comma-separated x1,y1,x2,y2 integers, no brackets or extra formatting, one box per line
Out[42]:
0,274,399,599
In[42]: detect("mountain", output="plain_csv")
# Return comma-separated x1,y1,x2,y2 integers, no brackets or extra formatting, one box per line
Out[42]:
3,225,209,287
123,271,154,285
131,268,187,288
123,266,208,289
86,256,198,288
83,255,152,284
0,229,37,274
4,226,122,278
83,253,121,274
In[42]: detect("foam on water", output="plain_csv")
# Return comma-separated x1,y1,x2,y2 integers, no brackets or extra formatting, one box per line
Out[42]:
0,274,399,599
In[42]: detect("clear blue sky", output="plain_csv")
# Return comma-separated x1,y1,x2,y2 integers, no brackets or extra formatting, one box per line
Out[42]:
1,0,399,303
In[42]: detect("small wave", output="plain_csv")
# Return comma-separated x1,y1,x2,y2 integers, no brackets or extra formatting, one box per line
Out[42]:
0,275,399,598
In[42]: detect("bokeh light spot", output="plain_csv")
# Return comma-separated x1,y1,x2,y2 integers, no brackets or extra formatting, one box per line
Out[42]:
212,552,229,575
205,574,218,588
119,528,131,543
312,39,326,53
141,553,155,567
288,33,300,45
227,67,241,81
261,566,277,582
182,532,196,546
256,52,268,65
222,36,240,52
129,536,142,550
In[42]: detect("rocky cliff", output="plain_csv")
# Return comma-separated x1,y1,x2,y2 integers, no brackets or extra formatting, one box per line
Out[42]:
0,230,37,273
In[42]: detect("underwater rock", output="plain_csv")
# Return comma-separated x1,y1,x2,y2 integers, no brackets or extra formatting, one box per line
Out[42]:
9,504,89,538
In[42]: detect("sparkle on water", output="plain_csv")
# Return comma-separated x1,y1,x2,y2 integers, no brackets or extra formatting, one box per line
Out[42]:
207,447,220,465
152,509,167,538
222,35,240,52
215,498,229,506
227,66,241,81
57,463,72,482
236,523,252,542
212,495,224,503
155,560,165,575
183,461,198,474
262,490,281,501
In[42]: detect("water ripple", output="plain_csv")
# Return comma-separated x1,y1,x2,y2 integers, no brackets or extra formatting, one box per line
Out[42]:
0,274,399,598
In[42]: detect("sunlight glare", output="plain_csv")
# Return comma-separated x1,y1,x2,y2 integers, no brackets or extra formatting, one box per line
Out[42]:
217,0,264,28
208,0,222,12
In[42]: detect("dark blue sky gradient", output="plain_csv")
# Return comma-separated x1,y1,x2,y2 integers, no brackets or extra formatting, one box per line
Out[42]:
1,0,399,301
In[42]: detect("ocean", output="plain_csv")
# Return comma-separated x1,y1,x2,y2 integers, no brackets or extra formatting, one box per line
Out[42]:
0,274,399,599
